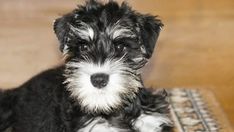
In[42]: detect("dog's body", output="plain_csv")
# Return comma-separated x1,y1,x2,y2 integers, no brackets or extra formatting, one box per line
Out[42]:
0,1,172,132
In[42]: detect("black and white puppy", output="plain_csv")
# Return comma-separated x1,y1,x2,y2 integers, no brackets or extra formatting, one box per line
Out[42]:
0,0,172,132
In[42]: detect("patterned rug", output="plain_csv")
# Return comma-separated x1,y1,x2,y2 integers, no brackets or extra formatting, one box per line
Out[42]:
168,88,232,132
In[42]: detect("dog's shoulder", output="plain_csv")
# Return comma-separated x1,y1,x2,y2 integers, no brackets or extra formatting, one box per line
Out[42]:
13,65,68,109
11,65,72,131
25,65,65,84
18,65,65,91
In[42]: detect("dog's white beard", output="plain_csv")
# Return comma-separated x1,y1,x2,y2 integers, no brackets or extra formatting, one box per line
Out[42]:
64,59,142,113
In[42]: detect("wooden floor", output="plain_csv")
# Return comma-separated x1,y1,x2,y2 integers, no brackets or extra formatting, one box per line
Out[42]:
0,0,234,126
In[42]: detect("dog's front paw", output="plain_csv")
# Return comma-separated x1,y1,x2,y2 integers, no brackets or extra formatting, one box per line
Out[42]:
134,113,173,132
78,118,129,132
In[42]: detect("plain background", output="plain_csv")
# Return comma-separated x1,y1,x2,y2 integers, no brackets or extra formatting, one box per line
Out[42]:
0,0,233,126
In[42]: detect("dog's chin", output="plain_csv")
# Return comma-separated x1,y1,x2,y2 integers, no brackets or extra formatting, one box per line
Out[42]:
65,80,141,114
73,89,125,114
63,59,143,114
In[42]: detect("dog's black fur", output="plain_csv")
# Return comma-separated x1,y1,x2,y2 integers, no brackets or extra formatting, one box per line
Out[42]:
0,1,172,132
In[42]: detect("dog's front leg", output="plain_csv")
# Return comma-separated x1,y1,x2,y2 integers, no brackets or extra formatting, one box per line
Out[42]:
134,113,172,132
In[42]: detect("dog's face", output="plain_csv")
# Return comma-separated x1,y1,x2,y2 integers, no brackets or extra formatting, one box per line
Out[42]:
54,1,163,114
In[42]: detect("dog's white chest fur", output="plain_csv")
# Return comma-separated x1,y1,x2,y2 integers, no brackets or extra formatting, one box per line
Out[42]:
77,118,121,132
77,113,171,132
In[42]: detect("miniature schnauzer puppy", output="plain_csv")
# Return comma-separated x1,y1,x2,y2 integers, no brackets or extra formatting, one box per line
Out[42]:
0,0,172,132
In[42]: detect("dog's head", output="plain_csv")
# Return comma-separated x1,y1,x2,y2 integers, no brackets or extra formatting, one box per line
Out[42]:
54,0,163,114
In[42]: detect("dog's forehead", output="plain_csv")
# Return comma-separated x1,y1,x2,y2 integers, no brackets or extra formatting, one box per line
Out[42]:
69,4,139,41
106,20,137,39
70,19,137,42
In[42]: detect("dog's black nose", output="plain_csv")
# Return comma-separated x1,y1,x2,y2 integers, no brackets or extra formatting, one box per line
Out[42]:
90,73,109,88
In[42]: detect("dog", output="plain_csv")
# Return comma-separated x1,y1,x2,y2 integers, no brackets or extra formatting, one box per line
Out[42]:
0,0,172,132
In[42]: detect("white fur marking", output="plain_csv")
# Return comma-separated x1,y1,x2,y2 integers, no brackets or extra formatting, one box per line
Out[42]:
63,45,69,55
69,22,94,40
77,118,123,132
134,113,172,132
112,28,135,39
106,21,136,39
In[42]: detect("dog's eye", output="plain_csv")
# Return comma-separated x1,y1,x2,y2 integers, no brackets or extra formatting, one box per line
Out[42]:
79,44,89,52
115,44,126,51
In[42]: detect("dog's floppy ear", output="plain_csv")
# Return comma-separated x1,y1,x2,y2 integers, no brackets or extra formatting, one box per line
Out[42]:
138,15,163,59
53,16,70,51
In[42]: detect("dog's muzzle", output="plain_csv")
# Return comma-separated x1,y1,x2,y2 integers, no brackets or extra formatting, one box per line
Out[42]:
90,73,109,88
